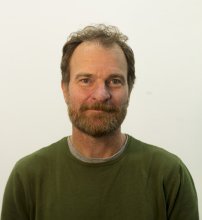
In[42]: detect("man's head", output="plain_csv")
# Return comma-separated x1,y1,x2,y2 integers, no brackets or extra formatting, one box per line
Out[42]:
61,24,135,94
61,24,135,137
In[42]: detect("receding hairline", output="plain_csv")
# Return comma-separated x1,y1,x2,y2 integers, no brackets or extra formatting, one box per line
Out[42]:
73,39,125,49
69,40,128,61
69,40,128,69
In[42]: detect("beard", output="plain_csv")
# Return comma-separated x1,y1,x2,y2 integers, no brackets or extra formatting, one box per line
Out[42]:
68,101,128,137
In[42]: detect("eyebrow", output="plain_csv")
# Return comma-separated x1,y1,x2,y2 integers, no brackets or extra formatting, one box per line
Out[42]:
74,73,93,80
74,72,126,82
108,74,126,82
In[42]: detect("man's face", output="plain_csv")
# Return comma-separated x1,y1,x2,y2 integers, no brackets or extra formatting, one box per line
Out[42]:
62,41,129,137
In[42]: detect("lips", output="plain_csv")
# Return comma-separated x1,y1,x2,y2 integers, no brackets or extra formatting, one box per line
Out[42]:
80,103,118,113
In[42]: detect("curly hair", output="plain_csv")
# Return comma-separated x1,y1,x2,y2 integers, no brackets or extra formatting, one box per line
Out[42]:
61,24,135,93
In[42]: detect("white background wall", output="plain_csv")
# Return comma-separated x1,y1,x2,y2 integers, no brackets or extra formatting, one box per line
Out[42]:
0,0,201,215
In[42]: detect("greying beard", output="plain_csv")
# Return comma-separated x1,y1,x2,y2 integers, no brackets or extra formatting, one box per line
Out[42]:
68,102,128,137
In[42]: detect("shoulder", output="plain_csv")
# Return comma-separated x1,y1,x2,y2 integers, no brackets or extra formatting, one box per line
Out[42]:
127,135,181,161
12,137,67,177
126,135,197,195
126,135,186,176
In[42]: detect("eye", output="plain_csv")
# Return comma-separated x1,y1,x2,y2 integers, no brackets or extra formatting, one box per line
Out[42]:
111,78,122,84
80,78,91,84
108,78,123,87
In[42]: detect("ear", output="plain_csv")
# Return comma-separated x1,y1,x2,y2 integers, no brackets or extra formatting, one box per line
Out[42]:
61,81,69,104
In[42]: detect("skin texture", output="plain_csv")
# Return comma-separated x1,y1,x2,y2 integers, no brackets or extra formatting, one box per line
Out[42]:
62,41,130,158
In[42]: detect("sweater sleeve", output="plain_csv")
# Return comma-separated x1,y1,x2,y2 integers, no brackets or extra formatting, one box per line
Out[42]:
166,160,199,220
1,164,30,220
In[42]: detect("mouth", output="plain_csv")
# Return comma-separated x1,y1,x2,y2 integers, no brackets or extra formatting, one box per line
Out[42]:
93,109,106,111
80,103,118,113
85,109,107,113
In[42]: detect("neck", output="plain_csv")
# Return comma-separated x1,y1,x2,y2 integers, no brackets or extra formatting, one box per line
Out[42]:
70,127,126,159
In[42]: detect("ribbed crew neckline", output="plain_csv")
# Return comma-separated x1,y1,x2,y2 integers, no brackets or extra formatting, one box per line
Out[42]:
67,135,128,164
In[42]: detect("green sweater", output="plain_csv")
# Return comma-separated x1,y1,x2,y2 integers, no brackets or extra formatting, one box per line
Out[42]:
1,136,199,220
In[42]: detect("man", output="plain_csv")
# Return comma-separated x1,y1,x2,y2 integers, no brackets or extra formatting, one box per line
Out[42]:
1,24,199,219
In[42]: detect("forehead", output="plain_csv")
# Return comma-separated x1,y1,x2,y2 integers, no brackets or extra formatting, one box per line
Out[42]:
69,41,127,75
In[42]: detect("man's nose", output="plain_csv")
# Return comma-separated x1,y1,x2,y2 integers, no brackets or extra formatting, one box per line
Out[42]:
91,83,111,102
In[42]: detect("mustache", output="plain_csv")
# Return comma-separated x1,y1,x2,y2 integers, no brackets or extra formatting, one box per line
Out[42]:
80,103,119,113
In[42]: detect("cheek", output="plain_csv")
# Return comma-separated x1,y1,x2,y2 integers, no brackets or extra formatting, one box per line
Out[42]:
114,90,129,105
68,90,87,109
